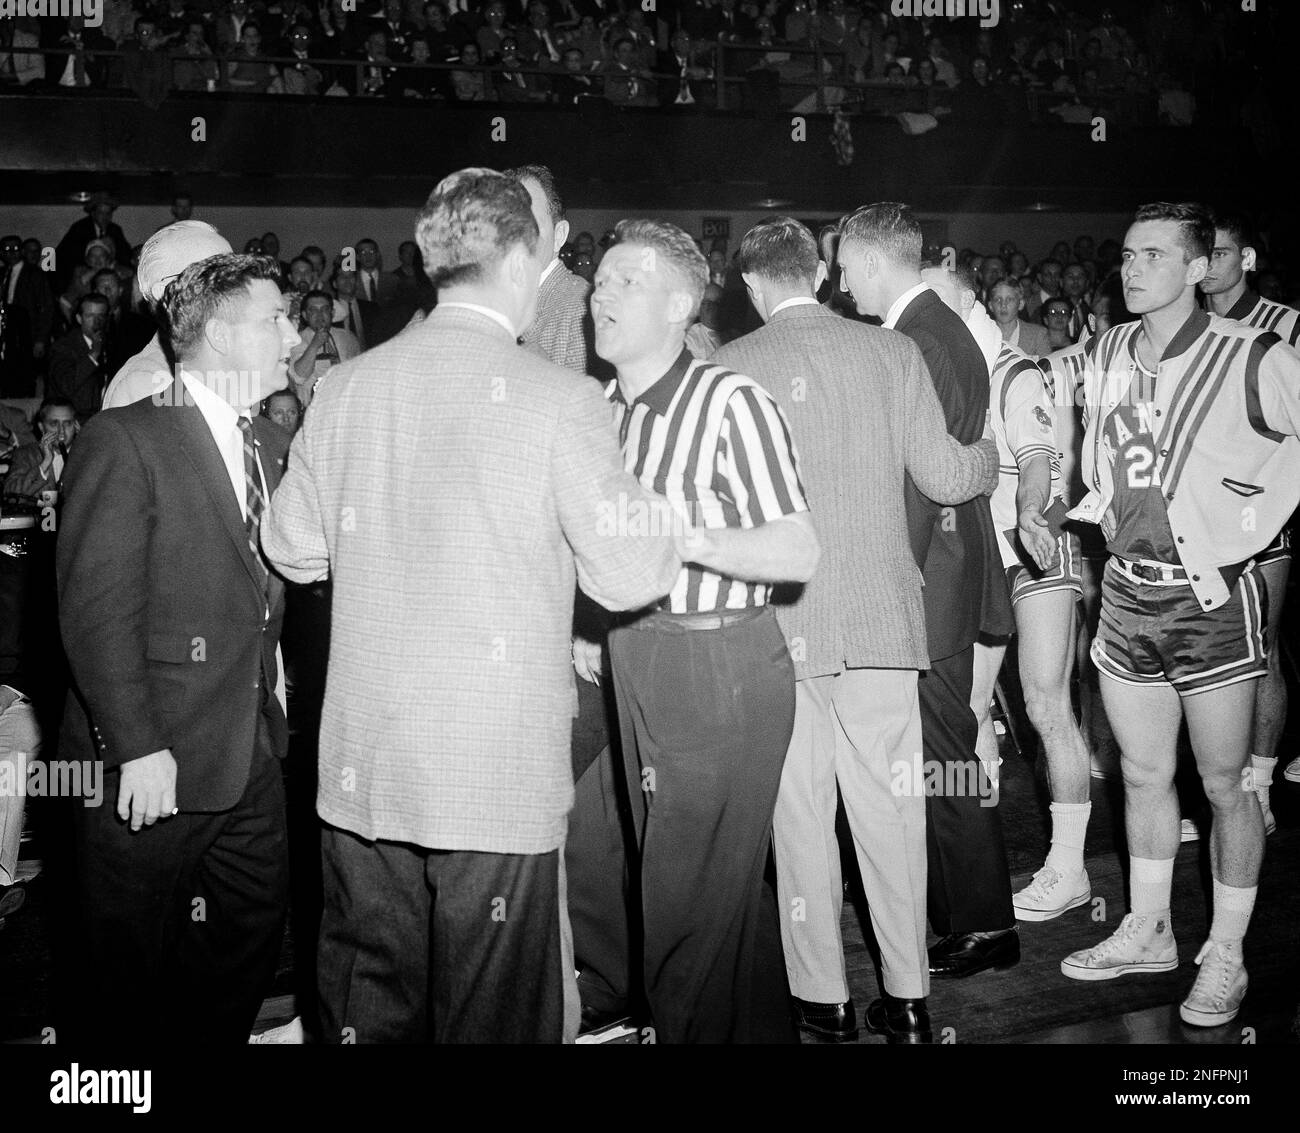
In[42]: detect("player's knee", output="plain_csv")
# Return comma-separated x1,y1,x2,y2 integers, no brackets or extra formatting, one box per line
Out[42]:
1200,769,1248,811
1021,675,1069,729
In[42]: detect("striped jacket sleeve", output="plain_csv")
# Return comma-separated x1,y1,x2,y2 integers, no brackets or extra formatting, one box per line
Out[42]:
719,382,809,526
1002,363,1057,469
1248,332,1300,441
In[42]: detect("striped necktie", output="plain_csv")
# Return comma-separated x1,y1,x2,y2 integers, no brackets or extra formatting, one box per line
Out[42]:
236,416,268,593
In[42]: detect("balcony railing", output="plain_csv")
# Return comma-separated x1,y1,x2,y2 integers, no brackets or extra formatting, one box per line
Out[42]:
0,41,1161,123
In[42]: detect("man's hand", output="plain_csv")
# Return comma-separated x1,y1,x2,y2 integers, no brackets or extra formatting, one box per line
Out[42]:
38,428,60,475
673,519,709,567
572,637,603,685
1018,504,1058,571
117,749,178,832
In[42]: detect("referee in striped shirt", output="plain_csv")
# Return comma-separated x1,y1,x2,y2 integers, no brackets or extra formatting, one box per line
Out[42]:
586,219,820,1043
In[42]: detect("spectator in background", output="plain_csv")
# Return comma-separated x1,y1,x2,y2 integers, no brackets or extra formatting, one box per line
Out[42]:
330,269,369,348
1035,37,1075,91
659,28,711,107
285,255,315,323
452,41,494,100
987,278,1051,357
495,37,541,101
601,36,655,106
48,15,110,89
122,15,171,108
977,255,1005,304
262,387,303,436
272,23,326,94
390,240,435,309
2,397,79,505
684,282,724,358
90,268,153,376
1,234,54,396
0,18,46,86
58,239,115,325
400,34,444,98
1041,296,1074,352
354,239,398,306
1061,263,1094,341
950,55,1006,124
1050,240,1072,265
214,0,253,54
925,35,959,87
1007,250,1029,281
372,0,415,56
476,1,512,64
260,232,289,283
54,192,131,296
47,293,110,421
518,2,563,68
552,46,595,103
289,290,360,407
227,22,278,92
173,21,220,91
355,27,399,97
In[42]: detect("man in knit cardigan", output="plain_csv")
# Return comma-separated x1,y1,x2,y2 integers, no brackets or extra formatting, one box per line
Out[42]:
715,217,999,1045
509,164,595,375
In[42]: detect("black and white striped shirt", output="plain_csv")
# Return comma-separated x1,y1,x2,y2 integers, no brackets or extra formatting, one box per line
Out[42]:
605,348,809,613
1224,289,1300,346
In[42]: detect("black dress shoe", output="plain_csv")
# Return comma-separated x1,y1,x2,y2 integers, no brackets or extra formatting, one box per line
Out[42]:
792,997,859,1042
865,995,933,1044
579,1001,630,1036
928,929,1020,978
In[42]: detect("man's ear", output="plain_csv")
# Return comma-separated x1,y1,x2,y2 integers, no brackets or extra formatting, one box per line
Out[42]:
1186,256,1209,288
813,260,829,293
1241,245,1258,273
203,315,229,356
553,218,570,258
668,287,695,325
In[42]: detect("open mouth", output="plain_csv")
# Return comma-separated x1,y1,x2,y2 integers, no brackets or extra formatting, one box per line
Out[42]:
595,313,617,330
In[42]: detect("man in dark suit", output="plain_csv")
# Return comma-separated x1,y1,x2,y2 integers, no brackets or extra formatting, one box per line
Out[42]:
657,29,712,107
53,192,131,296
57,253,300,1045
46,292,110,422
838,202,1018,979
1,234,55,397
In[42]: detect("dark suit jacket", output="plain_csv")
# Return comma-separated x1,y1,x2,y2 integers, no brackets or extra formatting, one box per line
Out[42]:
57,381,290,812
895,288,1014,659
47,329,106,420
2,261,56,346
53,217,132,294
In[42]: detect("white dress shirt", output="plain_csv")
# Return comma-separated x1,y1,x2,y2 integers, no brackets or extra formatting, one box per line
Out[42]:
181,372,269,523
964,299,1004,376
769,295,820,318
5,260,22,305
883,281,931,329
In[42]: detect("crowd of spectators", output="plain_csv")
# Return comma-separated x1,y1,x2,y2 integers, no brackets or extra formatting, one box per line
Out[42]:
0,0,1262,121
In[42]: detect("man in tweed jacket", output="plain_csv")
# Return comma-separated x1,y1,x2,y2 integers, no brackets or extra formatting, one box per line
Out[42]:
262,169,680,1044
716,217,998,1045
509,164,594,375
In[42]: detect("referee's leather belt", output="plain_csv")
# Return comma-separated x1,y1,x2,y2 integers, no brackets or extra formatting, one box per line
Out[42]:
638,607,766,632
1113,557,1187,584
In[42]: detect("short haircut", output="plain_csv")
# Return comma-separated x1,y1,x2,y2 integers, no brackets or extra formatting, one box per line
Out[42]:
76,291,109,318
1037,257,1063,275
242,19,260,34
302,289,333,309
839,202,922,270
289,255,312,271
38,396,77,425
91,268,118,288
506,164,565,223
612,218,709,319
163,253,283,360
989,278,1021,300
415,167,538,289
1042,297,1071,316
263,387,299,408
920,258,976,295
1212,210,1259,254
817,223,839,265
738,216,820,285
1132,201,1214,263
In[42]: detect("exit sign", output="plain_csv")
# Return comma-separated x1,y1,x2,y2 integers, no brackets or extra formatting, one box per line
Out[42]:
702,217,730,240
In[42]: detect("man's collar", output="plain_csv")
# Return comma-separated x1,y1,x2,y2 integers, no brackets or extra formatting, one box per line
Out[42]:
539,258,561,286
769,295,823,320
611,347,694,416
1129,305,1211,365
181,369,244,420
884,281,930,329
1224,288,1259,322
436,301,517,339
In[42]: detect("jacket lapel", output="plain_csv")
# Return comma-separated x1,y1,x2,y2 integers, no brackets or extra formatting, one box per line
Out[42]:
161,376,266,599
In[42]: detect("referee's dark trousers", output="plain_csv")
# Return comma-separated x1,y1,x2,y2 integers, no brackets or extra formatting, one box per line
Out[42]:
609,605,798,1044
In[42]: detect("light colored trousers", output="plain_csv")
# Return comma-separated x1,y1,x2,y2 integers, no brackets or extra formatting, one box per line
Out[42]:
774,669,930,1002
0,686,40,886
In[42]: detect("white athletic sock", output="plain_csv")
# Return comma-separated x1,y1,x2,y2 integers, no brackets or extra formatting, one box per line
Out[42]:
1251,754,1276,806
1209,880,1257,951
1129,855,1174,917
1044,801,1091,876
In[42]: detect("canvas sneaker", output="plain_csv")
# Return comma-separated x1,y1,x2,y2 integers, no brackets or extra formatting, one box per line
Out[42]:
1061,912,1178,981
1179,941,1248,1027
1013,865,1091,922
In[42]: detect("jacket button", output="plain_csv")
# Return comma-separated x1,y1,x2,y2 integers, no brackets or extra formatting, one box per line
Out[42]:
1155,409,1162,416
1192,574,1200,582
1159,449,1168,457
1166,493,1173,501
1177,536,1184,543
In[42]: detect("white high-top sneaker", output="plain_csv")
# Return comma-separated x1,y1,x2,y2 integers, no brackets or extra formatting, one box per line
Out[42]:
1179,941,1248,1027
1013,865,1091,922
1061,912,1178,981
